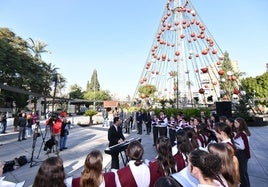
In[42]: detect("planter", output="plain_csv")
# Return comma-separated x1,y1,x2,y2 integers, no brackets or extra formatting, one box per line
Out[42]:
77,123,92,127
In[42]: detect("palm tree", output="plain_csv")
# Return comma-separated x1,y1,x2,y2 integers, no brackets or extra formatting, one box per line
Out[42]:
27,38,51,112
27,38,50,61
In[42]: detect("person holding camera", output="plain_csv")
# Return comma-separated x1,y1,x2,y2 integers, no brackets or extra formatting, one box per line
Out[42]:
60,118,69,151
51,117,62,155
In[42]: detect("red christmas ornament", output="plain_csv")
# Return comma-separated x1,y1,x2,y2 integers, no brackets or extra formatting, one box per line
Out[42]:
201,67,208,73
218,70,224,76
175,51,180,56
199,88,205,94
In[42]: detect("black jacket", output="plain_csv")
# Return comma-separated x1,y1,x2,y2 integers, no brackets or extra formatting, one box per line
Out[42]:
108,125,125,147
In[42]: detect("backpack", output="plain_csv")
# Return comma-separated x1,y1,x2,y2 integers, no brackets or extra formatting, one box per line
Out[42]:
17,155,28,166
3,160,15,173
44,136,56,150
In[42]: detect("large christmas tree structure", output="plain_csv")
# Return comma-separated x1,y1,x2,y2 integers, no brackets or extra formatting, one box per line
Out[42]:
133,0,227,108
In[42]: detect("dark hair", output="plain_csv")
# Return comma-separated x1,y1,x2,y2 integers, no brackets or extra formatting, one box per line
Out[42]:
176,130,194,155
189,149,221,179
185,128,199,149
219,115,227,123
214,122,236,149
154,176,182,187
157,136,176,175
208,143,240,187
235,117,251,136
80,150,103,187
32,156,66,187
227,117,234,124
113,116,120,124
126,140,144,166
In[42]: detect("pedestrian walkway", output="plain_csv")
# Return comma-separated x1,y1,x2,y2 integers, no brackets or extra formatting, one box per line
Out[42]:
0,117,267,186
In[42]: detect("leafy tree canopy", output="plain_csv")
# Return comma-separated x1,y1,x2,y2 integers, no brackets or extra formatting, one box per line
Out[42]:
87,69,100,92
241,72,268,106
83,90,111,101
0,27,64,110
69,84,84,99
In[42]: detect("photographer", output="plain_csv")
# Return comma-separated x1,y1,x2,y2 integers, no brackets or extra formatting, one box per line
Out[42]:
60,118,69,151
51,116,62,155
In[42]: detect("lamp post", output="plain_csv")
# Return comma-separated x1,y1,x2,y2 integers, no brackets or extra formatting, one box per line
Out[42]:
52,74,58,113
93,76,96,110
253,90,256,108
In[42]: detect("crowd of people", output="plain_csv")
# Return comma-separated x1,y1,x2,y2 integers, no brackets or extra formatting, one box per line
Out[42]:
104,110,251,187
1,109,252,187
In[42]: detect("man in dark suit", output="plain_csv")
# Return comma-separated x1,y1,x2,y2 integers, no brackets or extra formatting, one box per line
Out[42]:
136,111,143,134
143,111,152,135
108,116,125,169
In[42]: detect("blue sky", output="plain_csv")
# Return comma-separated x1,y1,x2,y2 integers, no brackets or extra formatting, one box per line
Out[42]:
0,0,267,98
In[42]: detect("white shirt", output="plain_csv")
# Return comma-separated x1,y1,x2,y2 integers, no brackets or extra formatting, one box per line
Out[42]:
129,160,150,187
115,160,150,187
158,116,168,127
234,136,245,150
198,179,225,187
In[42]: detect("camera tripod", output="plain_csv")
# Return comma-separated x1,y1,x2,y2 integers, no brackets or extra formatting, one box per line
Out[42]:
29,121,50,167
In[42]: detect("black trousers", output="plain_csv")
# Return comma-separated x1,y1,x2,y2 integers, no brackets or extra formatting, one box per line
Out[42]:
145,122,151,134
137,121,142,134
111,153,119,169
169,129,176,146
236,149,250,187
152,126,158,145
125,121,130,134
158,127,167,137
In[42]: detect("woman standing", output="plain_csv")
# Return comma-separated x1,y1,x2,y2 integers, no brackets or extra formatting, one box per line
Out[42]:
188,149,224,187
234,117,251,187
115,140,150,187
149,136,177,187
72,150,116,187
208,143,240,187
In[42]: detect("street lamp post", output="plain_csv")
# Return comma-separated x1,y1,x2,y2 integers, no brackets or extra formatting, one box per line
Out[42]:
93,76,96,110
52,74,58,113
253,90,256,108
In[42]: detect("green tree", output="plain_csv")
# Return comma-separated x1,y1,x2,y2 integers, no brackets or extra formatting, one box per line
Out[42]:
27,38,50,61
138,84,157,98
0,28,39,110
0,27,64,112
83,69,111,102
87,69,100,91
219,51,245,100
83,90,111,101
241,72,268,107
69,84,84,99
84,109,98,124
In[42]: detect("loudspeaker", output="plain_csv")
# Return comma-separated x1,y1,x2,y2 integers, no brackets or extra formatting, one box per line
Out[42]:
216,101,232,118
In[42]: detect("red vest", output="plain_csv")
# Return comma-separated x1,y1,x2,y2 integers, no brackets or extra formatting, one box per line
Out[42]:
174,153,186,172
117,165,137,187
72,172,116,187
149,160,165,187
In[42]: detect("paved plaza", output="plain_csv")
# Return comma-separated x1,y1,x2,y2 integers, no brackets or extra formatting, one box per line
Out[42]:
0,116,268,186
